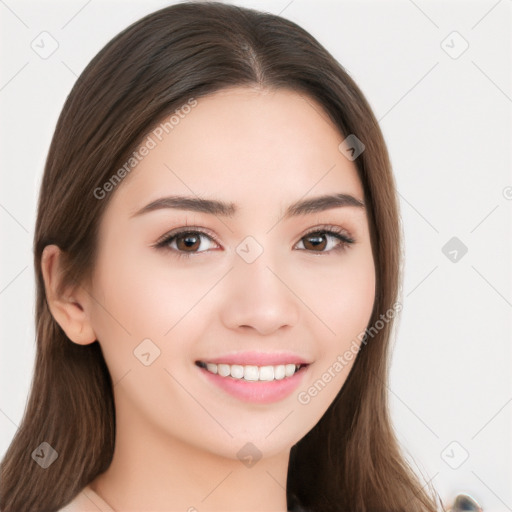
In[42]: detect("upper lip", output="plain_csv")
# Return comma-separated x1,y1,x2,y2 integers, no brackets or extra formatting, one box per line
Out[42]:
196,351,312,366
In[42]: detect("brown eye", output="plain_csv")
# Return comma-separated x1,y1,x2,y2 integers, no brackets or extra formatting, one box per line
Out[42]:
155,229,219,257
175,232,202,252
296,228,355,254
302,233,328,251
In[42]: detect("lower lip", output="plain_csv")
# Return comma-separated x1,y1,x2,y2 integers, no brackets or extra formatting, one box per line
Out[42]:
196,364,310,404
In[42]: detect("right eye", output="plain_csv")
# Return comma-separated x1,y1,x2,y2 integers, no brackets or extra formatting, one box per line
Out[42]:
154,229,221,258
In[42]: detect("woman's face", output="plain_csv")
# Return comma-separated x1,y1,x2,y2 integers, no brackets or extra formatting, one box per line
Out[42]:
86,86,375,460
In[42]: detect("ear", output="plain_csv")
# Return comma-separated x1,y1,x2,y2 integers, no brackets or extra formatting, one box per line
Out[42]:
41,244,97,345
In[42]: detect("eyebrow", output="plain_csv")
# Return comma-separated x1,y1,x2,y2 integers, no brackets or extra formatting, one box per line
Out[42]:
130,193,365,220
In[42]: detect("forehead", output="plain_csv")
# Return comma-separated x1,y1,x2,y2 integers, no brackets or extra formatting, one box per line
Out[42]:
106,86,364,218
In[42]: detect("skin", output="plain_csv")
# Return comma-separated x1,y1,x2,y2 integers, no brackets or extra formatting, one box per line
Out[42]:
41,86,376,511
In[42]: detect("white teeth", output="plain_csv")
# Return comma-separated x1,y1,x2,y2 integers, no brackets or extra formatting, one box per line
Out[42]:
201,362,303,381
244,365,259,381
258,366,274,381
274,365,286,380
206,362,219,374
230,364,244,379
285,364,297,377
217,364,230,377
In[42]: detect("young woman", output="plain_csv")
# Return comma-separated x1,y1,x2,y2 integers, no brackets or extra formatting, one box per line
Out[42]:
0,2,443,511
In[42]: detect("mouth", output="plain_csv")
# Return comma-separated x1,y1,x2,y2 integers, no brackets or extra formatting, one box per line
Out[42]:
195,359,311,404
195,360,309,382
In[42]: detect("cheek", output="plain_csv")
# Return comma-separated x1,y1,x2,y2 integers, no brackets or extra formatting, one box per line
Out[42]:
328,267,375,337
91,244,191,335
298,250,376,342
293,254,375,419
88,246,217,372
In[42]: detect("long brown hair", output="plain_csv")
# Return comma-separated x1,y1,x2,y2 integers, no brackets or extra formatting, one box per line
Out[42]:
0,2,441,511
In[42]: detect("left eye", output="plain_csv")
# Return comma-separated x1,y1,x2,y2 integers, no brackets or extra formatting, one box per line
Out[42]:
294,230,354,253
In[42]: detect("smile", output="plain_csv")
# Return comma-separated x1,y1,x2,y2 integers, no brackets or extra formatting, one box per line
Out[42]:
195,361,308,381
195,360,311,404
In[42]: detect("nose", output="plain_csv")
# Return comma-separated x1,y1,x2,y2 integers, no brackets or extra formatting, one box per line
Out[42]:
219,248,300,336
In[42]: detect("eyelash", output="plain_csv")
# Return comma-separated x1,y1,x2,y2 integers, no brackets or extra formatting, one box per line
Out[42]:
153,225,355,259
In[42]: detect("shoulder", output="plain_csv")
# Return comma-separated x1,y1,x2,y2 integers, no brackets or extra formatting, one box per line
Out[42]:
56,484,115,512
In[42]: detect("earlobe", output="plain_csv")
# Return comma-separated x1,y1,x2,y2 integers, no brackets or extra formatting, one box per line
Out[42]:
41,245,97,345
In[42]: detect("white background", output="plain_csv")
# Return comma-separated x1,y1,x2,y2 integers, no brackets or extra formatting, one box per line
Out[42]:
1,0,511,509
